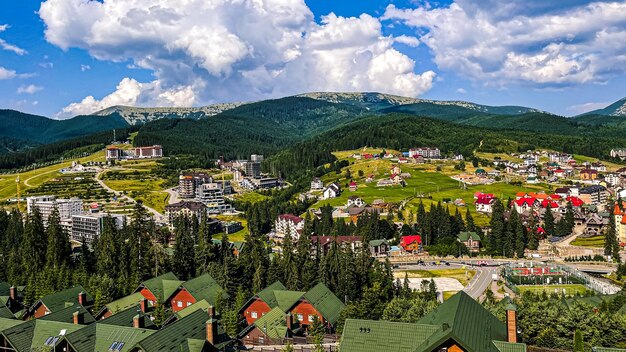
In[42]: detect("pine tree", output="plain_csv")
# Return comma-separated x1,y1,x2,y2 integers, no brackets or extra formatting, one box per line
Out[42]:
573,329,584,352
605,204,620,260
45,208,71,269
173,216,196,280
128,202,153,284
488,200,505,256
544,207,556,237
465,208,476,233
21,207,47,274
95,217,119,277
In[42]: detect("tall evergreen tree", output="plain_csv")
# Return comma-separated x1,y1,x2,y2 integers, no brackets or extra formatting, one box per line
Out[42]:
21,208,47,274
605,204,620,260
544,207,556,237
45,208,70,269
173,216,196,280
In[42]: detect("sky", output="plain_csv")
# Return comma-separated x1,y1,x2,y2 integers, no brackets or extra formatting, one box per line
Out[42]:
0,0,625,118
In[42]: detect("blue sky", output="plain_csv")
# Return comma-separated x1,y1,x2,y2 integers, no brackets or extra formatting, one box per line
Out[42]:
0,0,625,118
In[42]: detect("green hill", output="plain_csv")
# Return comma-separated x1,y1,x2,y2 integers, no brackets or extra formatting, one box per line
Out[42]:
0,109,128,148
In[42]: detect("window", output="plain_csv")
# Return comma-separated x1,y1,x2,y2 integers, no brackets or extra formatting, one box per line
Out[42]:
177,301,183,308
44,337,54,346
109,342,119,350
187,302,192,307
116,342,125,351
297,314,304,321
308,315,316,323
251,311,258,318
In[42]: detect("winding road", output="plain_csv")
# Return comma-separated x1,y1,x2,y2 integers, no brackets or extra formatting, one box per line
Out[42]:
95,170,164,222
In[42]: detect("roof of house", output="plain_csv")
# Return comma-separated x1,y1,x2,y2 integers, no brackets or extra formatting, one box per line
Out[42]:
137,272,182,304
274,290,306,313
514,197,536,207
311,236,362,246
415,291,508,352
99,305,156,329
458,232,481,242
38,304,95,324
164,201,206,212
33,286,93,315
255,281,287,309
302,283,345,326
594,348,626,352
369,239,388,247
540,199,559,209
1,319,86,352
179,273,228,306
492,340,528,352
170,300,212,324
62,322,154,352
133,309,230,352
277,214,303,223
98,292,145,318
400,235,422,247
339,319,441,352
252,307,289,340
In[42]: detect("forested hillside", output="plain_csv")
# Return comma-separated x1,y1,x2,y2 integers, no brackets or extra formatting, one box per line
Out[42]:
265,113,625,179
133,97,368,161
0,110,128,151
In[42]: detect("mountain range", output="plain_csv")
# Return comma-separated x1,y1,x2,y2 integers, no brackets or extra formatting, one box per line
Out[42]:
0,93,625,170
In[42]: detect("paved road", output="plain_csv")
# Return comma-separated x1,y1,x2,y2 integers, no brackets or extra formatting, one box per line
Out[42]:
95,170,164,221
165,187,179,205
464,266,497,299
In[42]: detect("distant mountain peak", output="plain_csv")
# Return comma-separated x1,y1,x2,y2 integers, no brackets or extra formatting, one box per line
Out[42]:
91,102,247,125
581,97,626,117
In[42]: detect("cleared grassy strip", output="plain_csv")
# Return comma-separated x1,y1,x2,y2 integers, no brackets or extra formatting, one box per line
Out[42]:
516,284,589,296
395,269,476,287
571,235,605,248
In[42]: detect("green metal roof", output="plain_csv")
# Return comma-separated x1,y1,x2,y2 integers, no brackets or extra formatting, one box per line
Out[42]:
256,281,287,308
274,290,305,313
303,283,345,326
63,322,155,352
101,292,146,316
415,291,508,352
339,319,440,352
0,317,25,331
133,309,229,352
36,285,94,314
2,319,86,352
138,272,182,304
493,341,527,352
99,305,156,329
174,299,212,320
369,239,388,247
253,307,288,340
0,306,15,319
458,232,481,242
181,273,228,306
594,348,626,352
0,282,12,297
38,304,95,324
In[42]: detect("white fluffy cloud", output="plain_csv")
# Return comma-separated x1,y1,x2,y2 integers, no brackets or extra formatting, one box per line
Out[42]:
39,0,435,117
0,67,17,80
383,0,626,86
57,77,198,117
17,84,43,94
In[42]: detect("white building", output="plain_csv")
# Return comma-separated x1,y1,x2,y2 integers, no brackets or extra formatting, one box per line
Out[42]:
322,183,341,199
408,147,441,159
27,196,83,225
71,213,125,244
310,178,324,191
347,196,365,208
195,184,233,214
274,214,304,241
611,149,626,160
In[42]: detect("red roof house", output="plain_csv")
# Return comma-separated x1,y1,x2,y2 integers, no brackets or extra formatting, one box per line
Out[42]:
400,235,422,253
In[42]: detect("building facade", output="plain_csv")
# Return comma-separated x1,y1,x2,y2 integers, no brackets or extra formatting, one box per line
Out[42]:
70,213,125,244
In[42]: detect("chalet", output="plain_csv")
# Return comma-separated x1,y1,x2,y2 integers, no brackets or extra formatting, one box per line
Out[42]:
585,214,608,236
376,179,394,187
390,174,403,184
322,183,341,199
24,286,93,320
311,236,362,255
274,214,304,240
238,307,290,346
369,239,389,257
133,308,231,352
168,273,228,313
400,235,422,253
0,316,88,351
310,177,324,191
513,197,536,213
591,162,607,172
349,181,358,192
0,284,21,316
458,232,481,253
339,292,526,352
134,272,182,307
240,282,344,335
475,193,496,213
95,292,146,320
390,165,401,175
412,155,425,164
554,169,566,178
580,169,598,180
540,199,559,210
566,196,584,208
398,157,409,164
475,168,487,176
240,282,293,325
347,196,365,208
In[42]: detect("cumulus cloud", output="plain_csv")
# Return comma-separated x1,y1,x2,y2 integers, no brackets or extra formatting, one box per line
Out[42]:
80,64,91,71
0,24,27,55
39,0,435,117
56,77,198,118
0,67,17,80
383,0,626,86
17,84,43,94
394,35,420,47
